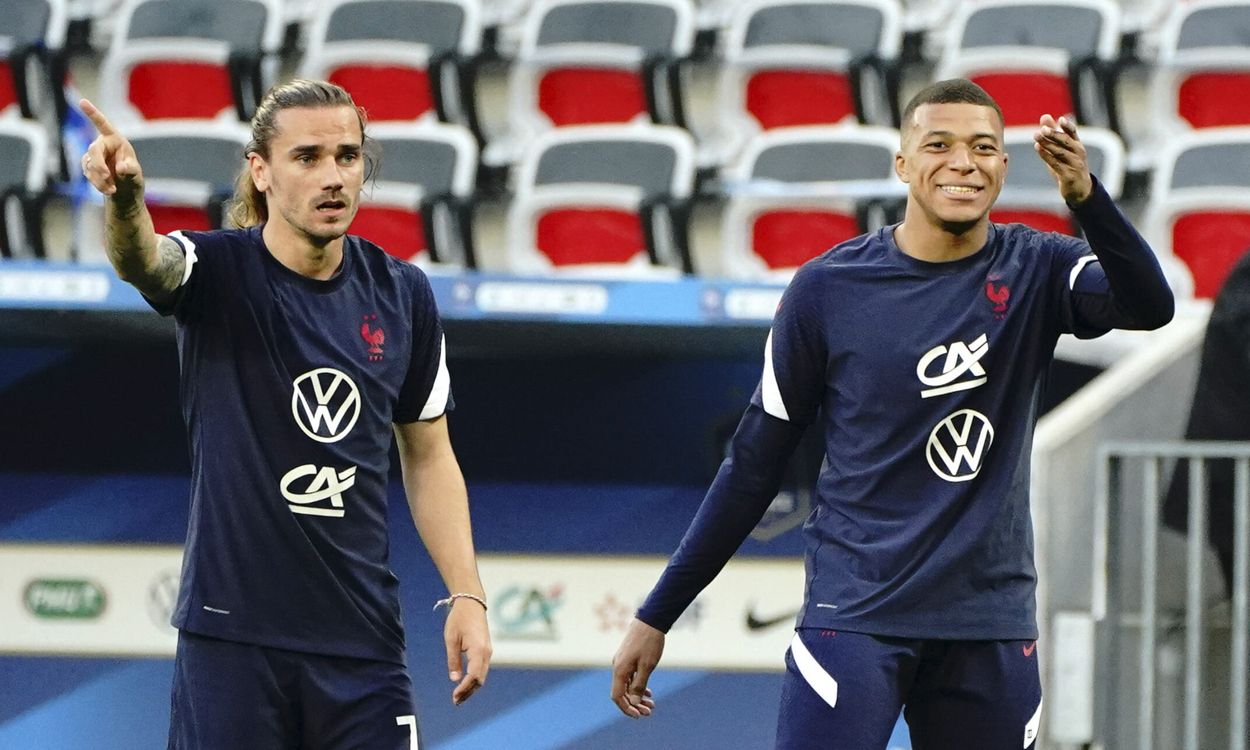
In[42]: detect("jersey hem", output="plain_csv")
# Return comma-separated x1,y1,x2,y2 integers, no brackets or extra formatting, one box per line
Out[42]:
174,619,407,666
797,611,1039,641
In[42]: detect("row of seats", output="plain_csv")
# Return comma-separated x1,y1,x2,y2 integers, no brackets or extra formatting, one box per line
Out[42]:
1,0,1247,294
52,0,1183,52
2,112,1246,297
6,0,1250,176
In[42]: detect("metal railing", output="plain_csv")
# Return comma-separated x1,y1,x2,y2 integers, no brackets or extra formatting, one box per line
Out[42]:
1097,442,1250,750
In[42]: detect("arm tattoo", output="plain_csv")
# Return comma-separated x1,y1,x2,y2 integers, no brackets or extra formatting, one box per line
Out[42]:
150,236,188,295
104,197,185,302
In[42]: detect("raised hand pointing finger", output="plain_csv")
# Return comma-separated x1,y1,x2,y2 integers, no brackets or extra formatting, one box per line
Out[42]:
78,98,144,197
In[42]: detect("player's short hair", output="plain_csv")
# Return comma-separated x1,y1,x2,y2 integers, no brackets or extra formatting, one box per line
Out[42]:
227,79,380,228
900,79,1005,140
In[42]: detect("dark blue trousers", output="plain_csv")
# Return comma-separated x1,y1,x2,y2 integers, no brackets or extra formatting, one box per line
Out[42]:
776,628,1042,749
168,630,422,750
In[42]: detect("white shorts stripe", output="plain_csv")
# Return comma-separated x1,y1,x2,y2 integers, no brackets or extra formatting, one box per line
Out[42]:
761,331,791,421
790,632,838,709
1023,697,1042,748
418,334,451,420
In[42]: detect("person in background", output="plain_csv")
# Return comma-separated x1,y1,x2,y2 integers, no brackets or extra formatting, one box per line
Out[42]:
1164,249,1250,598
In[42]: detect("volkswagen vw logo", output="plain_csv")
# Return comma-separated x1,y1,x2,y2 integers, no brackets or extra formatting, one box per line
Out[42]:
926,409,995,482
292,368,361,443
147,569,179,634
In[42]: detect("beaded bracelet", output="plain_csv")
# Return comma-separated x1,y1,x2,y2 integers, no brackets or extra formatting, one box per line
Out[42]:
433,593,488,612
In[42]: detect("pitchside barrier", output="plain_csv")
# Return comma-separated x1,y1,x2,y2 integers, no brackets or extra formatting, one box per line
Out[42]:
1033,307,1217,750
1096,443,1250,750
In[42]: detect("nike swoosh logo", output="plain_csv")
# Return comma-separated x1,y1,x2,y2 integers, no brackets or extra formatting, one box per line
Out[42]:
746,608,799,631
1023,641,1037,657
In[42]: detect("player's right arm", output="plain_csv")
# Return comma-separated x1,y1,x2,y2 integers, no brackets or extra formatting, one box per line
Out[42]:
79,99,184,307
611,264,829,718
611,405,807,718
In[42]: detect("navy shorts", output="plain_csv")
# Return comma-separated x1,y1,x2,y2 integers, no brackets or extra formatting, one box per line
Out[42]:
168,630,422,750
776,628,1042,750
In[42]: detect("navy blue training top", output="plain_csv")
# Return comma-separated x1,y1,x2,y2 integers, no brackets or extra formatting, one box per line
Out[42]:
150,226,452,664
637,180,1174,640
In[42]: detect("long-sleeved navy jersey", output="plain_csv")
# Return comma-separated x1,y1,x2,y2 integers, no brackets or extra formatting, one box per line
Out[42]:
638,179,1174,640
149,226,452,665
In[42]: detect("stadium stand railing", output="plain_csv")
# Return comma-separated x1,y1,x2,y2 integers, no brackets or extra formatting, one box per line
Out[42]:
1032,309,1213,749
1092,442,1250,750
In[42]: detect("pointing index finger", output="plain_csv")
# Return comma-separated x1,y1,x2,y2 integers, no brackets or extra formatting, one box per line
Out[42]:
79,99,117,137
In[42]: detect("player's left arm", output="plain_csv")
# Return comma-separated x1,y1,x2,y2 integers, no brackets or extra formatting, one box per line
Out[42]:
394,416,492,705
1034,114,1175,331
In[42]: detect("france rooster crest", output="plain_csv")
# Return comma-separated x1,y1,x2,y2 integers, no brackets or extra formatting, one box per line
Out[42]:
360,314,385,362
984,280,1010,320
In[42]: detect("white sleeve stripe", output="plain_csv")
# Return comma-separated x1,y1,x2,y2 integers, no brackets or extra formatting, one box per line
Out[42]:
1068,255,1098,290
167,230,198,287
761,330,791,422
417,333,451,420
790,632,838,709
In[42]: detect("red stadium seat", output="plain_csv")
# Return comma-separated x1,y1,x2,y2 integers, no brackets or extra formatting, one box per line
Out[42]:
0,61,18,114
483,0,694,169
98,0,283,122
935,1,1120,130
126,61,235,120
745,70,857,129
705,0,901,168
352,205,429,260
506,124,696,277
148,205,215,235
536,208,646,265
721,124,904,280
537,69,648,126
969,72,1074,127
327,65,434,121
1176,71,1250,129
1171,211,1250,299
1145,1,1250,163
1144,128,1250,299
750,210,860,269
300,0,482,127
353,121,479,267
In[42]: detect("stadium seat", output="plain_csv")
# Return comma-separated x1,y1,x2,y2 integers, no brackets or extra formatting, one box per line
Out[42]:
0,0,69,177
477,0,534,56
353,121,479,267
1116,0,1174,33
991,125,1125,235
97,0,284,123
934,0,1121,130
0,119,50,258
899,0,958,34
0,0,68,116
704,0,902,167
300,0,483,135
125,121,251,235
719,124,904,279
506,124,696,276
483,0,695,167
1148,1,1250,132
1144,127,1250,298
